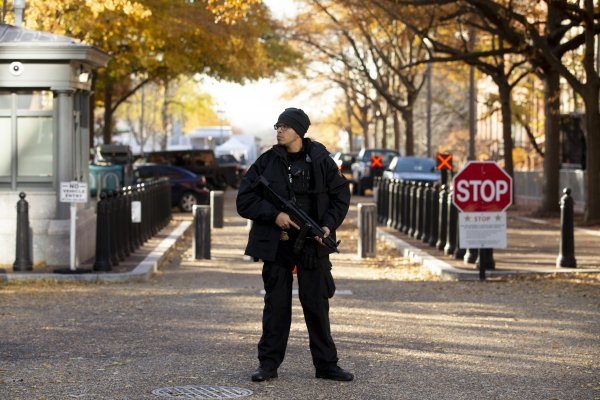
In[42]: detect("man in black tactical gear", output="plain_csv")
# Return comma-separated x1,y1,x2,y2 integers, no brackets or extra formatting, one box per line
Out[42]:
236,107,353,383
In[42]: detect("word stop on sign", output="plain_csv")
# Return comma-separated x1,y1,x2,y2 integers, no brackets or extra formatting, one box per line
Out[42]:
455,179,510,203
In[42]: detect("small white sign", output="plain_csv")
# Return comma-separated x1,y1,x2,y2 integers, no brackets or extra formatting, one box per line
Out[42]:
60,181,88,203
131,201,142,223
459,212,507,249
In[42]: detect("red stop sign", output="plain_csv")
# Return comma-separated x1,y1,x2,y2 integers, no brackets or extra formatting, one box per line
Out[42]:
452,161,513,212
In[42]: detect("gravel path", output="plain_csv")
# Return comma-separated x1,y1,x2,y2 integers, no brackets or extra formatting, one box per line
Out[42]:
1,191,598,400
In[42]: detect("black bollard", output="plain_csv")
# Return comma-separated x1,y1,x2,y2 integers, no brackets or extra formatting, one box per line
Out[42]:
444,190,457,256
358,203,377,258
132,184,143,250
415,183,425,240
454,211,466,260
377,177,386,224
428,184,439,247
436,185,448,251
391,179,400,229
210,190,225,229
386,180,395,227
107,191,120,266
394,180,404,230
93,192,112,272
400,180,409,233
194,205,211,260
556,188,577,268
408,182,418,237
373,176,383,223
13,192,33,272
464,248,478,264
116,189,128,261
124,186,135,256
421,183,432,243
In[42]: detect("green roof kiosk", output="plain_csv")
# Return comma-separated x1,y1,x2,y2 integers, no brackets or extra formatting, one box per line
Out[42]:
0,7,110,268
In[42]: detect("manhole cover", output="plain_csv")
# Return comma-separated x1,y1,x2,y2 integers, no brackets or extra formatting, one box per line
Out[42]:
152,385,253,399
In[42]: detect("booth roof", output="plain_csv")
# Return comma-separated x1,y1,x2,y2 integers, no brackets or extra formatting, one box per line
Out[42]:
0,23,79,44
0,23,110,66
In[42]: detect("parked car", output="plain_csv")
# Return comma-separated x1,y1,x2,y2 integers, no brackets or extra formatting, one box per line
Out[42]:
133,164,210,212
382,156,441,183
351,148,400,195
331,151,357,180
216,154,243,187
143,149,238,190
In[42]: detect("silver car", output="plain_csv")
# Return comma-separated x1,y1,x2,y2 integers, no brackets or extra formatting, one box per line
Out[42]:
382,156,441,183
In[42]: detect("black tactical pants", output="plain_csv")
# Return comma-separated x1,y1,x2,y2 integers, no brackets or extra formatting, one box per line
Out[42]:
257,247,338,371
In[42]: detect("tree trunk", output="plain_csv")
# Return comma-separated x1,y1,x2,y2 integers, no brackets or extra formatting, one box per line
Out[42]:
381,113,388,148
345,96,354,152
361,109,369,148
401,108,414,156
393,111,401,153
539,70,561,214
161,84,169,151
373,116,380,147
498,80,514,178
583,88,600,222
346,129,353,152
580,0,600,223
102,83,113,145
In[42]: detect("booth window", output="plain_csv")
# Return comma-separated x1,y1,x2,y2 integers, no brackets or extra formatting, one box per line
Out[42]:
0,90,54,190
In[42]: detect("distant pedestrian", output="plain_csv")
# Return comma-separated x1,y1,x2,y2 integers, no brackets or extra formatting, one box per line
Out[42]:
236,107,353,382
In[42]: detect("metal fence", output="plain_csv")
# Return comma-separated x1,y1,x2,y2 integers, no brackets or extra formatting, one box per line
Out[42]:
93,178,172,271
514,170,587,211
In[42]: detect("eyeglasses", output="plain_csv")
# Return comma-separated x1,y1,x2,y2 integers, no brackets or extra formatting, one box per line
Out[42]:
274,123,290,131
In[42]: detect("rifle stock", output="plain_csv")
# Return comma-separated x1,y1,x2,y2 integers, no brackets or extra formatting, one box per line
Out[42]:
253,175,340,253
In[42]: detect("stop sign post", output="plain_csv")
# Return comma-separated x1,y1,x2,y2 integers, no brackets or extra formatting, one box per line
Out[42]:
452,161,512,250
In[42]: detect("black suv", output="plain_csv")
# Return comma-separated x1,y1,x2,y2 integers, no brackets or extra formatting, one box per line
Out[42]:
351,148,400,195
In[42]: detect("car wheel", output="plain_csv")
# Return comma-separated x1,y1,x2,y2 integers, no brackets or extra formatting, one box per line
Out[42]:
179,192,198,212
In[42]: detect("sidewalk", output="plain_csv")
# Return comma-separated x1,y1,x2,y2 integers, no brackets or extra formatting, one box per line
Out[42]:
374,199,600,280
0,216,193,284
2,191,598,283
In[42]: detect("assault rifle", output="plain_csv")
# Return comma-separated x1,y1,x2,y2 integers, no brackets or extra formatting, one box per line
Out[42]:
253,175,340,253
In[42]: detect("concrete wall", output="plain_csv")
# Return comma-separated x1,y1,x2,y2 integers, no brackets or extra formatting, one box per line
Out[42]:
0,191,96,267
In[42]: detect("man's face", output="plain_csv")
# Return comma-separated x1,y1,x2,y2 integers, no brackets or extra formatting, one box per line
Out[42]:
275,123,301,148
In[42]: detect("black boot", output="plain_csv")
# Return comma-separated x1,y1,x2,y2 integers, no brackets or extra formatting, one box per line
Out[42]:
251,367,278,382
315,365,354,381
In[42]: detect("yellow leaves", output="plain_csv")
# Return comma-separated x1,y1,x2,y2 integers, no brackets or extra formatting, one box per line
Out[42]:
206,0,260,24
84,0,151,19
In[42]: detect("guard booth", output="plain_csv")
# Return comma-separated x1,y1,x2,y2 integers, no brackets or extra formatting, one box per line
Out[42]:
0,21,110,266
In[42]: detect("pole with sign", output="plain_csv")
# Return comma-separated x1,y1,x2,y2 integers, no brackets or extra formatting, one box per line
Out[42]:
452,161,512,279
436,153,453,186
59,181,88,272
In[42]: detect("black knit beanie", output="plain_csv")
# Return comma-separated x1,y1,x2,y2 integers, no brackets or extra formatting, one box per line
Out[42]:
277,107,311,137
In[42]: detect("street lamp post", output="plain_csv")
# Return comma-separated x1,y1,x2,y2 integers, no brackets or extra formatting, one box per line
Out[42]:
217,109,224,146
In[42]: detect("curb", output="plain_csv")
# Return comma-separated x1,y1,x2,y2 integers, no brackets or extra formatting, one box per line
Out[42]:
377,227,600,280
1,220,192,284
377,229,478,281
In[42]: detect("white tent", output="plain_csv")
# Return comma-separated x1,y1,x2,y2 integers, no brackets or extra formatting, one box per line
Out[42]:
215,135,259,165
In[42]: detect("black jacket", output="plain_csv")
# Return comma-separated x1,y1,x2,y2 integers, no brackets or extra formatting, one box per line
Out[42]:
236,138,350,262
